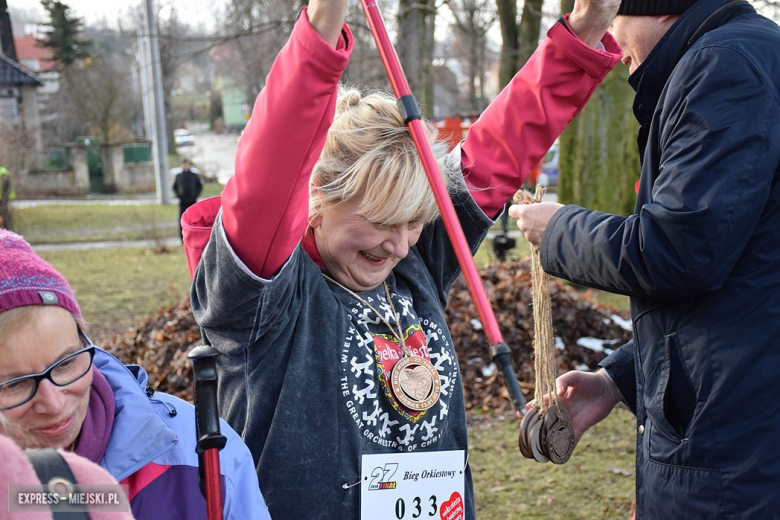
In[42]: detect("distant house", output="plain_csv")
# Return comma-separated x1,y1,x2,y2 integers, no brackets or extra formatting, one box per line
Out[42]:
13,29,59,134
14,33,56,73
208,44,250,131
0,4,43,148
0,52,43,148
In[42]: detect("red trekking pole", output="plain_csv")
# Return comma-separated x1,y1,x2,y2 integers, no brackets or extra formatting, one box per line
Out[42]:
188,345,227,520
358,0,526,415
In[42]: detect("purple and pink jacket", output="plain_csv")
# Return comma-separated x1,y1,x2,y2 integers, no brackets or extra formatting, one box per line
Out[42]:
93,348,270,520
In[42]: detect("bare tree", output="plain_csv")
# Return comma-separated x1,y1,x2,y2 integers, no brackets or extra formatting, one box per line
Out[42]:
217,0,299,109
397,0,437,117
0,123,39,211
494,0,544,90
343,0,392,89
157,6,211,145
752,0,780,20
36,18,140,144
518,0,543,66
58,59,137,142
214,0,393,116
444,0,497,112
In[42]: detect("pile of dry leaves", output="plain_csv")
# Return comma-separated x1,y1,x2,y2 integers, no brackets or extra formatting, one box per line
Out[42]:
105,298,201,401
104,260,632,409
446,259,631,413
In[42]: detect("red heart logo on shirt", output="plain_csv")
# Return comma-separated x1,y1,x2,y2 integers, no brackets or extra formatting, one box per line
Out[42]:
440,491,464,520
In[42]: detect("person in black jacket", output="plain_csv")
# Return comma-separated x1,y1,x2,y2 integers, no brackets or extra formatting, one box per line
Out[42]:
172,158,203,240
509,0,780,516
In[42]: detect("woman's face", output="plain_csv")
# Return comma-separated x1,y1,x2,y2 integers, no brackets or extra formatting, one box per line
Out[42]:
312,197,424,292
0,306,92,450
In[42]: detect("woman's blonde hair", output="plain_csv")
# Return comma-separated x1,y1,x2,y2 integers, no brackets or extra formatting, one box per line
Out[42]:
310,86,463,226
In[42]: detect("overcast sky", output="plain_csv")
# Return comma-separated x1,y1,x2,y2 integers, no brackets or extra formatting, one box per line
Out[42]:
8,0,222,32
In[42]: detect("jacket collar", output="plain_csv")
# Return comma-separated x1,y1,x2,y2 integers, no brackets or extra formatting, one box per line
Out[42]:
628,0,755,128
93,348,178,481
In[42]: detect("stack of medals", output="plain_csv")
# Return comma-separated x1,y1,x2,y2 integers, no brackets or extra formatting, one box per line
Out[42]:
519,402,574,464
514,186,575,465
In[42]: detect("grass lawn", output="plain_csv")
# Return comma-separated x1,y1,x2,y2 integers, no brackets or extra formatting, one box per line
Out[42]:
13,184,225,244
201,182,225,199
15,204,179,244
37,246,192,339
470,407,636,519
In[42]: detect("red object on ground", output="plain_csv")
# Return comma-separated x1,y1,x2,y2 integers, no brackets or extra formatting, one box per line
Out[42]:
438,117,467,151
528,161,542,187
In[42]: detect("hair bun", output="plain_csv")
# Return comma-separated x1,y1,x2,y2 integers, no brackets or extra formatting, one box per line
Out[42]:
336,89,362,114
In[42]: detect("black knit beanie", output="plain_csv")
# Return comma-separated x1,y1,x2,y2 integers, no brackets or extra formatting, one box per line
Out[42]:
618,0,699,15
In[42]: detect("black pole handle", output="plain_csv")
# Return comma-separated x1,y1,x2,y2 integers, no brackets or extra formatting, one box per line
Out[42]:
188,345,227,453
490,342,527,415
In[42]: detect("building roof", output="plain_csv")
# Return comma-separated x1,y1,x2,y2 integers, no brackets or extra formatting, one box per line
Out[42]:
14,34,56,72
0,53,42,86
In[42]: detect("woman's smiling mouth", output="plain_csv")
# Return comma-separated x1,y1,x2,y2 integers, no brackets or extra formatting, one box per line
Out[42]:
360,251,387,263
32,414,75,437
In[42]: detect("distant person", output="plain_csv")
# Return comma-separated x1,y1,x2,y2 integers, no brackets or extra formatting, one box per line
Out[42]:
0,230,271,520
172,158,203,240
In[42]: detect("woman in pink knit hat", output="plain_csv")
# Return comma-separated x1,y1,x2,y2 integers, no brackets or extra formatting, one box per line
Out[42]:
0,230,270,520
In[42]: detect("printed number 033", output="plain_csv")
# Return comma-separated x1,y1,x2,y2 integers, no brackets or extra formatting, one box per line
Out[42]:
394,495,438,518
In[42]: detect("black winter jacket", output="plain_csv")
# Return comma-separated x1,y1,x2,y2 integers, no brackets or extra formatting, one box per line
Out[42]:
173,170,203,205
541,0,780,517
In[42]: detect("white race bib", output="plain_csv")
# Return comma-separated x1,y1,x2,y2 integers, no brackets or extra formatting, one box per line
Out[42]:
360,450,466,520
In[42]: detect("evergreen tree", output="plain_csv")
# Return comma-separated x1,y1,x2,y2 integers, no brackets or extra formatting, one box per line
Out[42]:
38,0,91,68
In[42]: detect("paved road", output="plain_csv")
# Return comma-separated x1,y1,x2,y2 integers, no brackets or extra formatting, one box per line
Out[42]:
11,196,158,209
175,130,239,184
31,237,182,252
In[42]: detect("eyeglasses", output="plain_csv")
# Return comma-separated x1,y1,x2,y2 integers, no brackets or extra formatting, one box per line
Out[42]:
0,334,96,411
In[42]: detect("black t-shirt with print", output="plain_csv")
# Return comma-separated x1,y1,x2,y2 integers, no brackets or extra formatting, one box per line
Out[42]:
192,181,492,520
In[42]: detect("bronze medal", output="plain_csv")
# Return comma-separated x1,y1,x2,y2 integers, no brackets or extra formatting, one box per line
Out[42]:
519,404,538,459
321,275,442,412
519,402,574,465
545,403,575,465
390,355,441,411
531,411,551,463
519,412,533,459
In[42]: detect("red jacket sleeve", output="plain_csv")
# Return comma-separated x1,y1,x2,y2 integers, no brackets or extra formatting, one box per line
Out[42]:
464,17,622,218
221,8,353,279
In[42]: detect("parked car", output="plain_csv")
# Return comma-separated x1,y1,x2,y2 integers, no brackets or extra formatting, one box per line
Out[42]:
174,129,195,147
537,140,559,188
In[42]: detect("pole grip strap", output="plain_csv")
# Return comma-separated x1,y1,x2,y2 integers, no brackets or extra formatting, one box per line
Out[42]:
397,95,421,125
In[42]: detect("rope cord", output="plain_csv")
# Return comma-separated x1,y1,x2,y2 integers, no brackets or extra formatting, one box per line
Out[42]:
514,186,558,415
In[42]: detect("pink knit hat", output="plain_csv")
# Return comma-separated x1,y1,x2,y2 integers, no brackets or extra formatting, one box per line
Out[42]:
0,230,81,317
